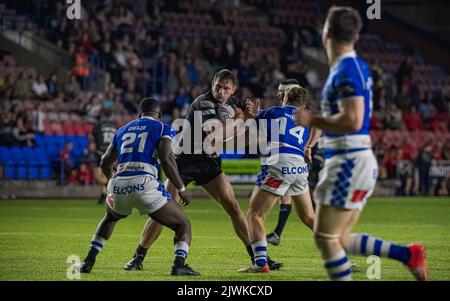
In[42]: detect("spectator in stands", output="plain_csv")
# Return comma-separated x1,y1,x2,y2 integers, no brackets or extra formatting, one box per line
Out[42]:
443,139,450,160
72,45,90,90
13,71,31,99
0,112,15,147
417,144,433,195
285,30,302,62
383,146,400,179
30,103,45,134
398,160,415,196
64,74,81,100
31,75,49,100
46,73,59,97
79,32,95,55
167,62,180,94
220,34,238,67
403,106,423,131
371,108,384,130
396,56,414,89
12,117,33,147
60,141,74,181
383,102,403,130
418,96,432,126
430,104,449,132
396,79,412,111
85,94,102,123
77,163,94,186
173,87,191,118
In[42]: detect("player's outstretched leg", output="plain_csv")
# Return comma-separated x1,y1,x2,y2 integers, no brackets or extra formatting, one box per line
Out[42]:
202,173,283,270
344,233,428,281
267,196,292,246
149,200,200,276
239,187,281,273
314,205,354,281
77,208,126,273
339,208,428,281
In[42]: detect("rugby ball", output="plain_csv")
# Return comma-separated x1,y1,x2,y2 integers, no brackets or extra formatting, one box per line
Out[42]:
218,104,236,122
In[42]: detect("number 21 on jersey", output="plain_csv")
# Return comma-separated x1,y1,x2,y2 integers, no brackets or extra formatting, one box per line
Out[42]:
121,132,148,153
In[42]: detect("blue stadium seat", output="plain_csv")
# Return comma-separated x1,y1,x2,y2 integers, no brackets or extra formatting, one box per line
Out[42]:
34,134,45,147
17,165,27,179
0,146,12,164
28,166,39,180
40,166,52,180
4,164,15,179
10,147,25,165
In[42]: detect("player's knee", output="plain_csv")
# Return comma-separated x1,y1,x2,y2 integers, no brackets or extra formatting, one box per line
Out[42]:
247,207,264,223
175,217,191,234
313,231,340,249
106,209,125,222
300,213,315,228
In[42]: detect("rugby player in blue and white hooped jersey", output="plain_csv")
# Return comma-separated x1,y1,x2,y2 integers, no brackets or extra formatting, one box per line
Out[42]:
239,86,320,273
295,6,427,281
76,98,200,276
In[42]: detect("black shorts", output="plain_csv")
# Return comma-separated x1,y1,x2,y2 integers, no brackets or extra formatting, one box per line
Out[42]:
176,155,223,186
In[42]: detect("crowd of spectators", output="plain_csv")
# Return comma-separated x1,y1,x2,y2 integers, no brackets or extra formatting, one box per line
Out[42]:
1,0,449,195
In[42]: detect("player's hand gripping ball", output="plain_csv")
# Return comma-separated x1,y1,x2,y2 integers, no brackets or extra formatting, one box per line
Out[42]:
218,104,236,122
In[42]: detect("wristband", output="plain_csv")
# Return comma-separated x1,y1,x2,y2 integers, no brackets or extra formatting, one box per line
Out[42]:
179,186,186,192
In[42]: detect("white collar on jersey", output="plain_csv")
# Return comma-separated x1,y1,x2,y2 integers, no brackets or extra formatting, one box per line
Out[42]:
330,50,357,70
140,116,156,121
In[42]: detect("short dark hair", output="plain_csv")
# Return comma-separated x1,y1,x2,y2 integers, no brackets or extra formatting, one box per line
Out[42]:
280,79,299,86
213,69,237,86
326,6,362,43
139,97,160,114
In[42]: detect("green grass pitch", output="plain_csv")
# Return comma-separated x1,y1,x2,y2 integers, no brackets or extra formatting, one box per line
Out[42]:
0,197,449,281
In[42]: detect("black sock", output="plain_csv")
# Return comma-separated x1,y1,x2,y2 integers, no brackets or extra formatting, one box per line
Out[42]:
98,194,106,204
85,247,99,262
135,244,148,258
274,204,292,237
174,255,186,267
246,245,254,262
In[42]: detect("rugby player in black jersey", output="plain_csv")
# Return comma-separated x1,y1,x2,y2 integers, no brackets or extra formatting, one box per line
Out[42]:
123,69,283,271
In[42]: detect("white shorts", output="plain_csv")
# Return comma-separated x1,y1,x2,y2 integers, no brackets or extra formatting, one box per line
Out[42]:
314,149,378,210
106,175,172,216
256,155,309,196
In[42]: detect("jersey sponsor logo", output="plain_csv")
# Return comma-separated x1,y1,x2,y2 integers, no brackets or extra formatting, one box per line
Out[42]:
281,166,308,175
264,176,282,189
113,183,145,195
351,190,368,202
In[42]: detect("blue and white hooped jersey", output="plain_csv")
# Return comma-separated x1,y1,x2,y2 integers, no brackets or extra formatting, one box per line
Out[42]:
321,51,373,158
257,105,310,164
112,116,176,177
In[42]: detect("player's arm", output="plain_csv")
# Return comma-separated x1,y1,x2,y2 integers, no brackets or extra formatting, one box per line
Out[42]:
295,97,364,134
157,137,190,206
303,126,322,164
305,127,322,148
313,97,364,133
100,143,118,179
